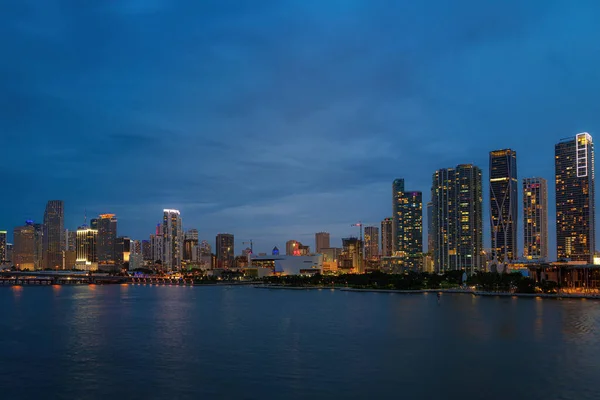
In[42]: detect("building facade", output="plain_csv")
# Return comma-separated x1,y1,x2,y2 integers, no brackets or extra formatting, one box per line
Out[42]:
364,226,380,260
555,133,595,262
489,149,518,263
392,179,423,270
380,217,393,257
13,224,35,270
340,237,363,273
184,229,199,261
523,178,548,260
216,233,234,269
97,214,117,266
42,200,64,269
315,232,330,254
76,225,98,271
0,231,6,264
163,209,183,271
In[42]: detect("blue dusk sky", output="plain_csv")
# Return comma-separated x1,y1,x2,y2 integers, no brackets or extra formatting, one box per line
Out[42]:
1,0,600,256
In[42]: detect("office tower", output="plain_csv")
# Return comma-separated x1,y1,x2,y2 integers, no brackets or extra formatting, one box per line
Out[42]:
321,247,342,263
97,214,117,266
163,209,183,271
380,217,393,257
199,240,211,256
42,200,64,269
6,244,12,264
432,165,483,274
142,240,152,261
426,202,434,252
490,149,518,263
364,226,380,260
216,233,234,269
341,238,363,273
13,224,35,270
555,133,595,262
199,240,213,269
33,223,43,270
315,232,330,253
523,178,548,260
115,237,131,266
76,224,98,270
184,229,199,261
131,240,142,255
392,179,423,269
0,231,6,263
150,234,164,264
65,230,77,252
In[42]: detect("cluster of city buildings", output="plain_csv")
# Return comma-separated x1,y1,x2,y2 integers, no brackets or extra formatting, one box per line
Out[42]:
0,133,595,280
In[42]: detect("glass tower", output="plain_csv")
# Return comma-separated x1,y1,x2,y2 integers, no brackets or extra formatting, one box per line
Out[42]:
523,178,548,260
489,149,518,263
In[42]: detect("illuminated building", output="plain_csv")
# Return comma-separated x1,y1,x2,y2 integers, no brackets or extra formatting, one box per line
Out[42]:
364,226,379,260
426,202,433,252
13,224,35,270
97,214,117,266
392,179,423,270
555,133,595,262
286,240,309,256
315,232,330,253
65,230,76,252
76,225,98,271
184,229,199,261
432,165,483,274
523,178,548,260
33,223,43,270
163,209,183,271
115,237,131,268
490,149,518,263
380,217,392,257
216,233,234,269
0,230,6,263
248,254,323,276
142,240,152,261
6,244,12,264
43,200,64,269
150,233,164,264
321,247,342,263
340,237,363,273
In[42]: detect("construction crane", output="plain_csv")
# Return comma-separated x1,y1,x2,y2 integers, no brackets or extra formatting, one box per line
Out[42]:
242,240,254,254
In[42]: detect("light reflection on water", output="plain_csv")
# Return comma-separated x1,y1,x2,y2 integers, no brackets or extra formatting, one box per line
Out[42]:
0,286,599,400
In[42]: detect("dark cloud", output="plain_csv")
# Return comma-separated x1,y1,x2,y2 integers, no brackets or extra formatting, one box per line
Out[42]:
2,0,600,256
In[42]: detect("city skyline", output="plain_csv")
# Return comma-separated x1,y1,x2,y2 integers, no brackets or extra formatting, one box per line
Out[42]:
2,2,600,257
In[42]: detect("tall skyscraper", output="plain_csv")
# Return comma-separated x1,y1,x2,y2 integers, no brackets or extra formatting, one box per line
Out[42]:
364,226,380,260
150,233,164,264
65,230,77,252
97,214,117,266
392,179,423,269
432,165,483,274
142,240,152,261
426,202,434,253
216,233,234,269
341,237,363,273
13,224,35,270
115,236,131,267
315,232,330,253
33,223,43,270
43,200,64,269
163,209,183,271
555,133,595,262
490,149,518,263
184,229,199,261
380,217,393,257
0,231,6,263
523,178,548,260
76,224,98,270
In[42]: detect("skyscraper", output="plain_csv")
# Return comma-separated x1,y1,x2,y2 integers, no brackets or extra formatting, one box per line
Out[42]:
163,209,183,271
115,236,131,267
380,217,393,257
216,233,234,269
432,165,483,273
13,224,35,270
340,237,363,273
392,179,423,270
142,240,152,261
523,178,548,261
33,223,43,271
489,149,518,263
315,232,330,253
0,231,6,263
184,229,199,261
555,133,595,262
426,202,434,253
364,226,380,260
76,224,98,270
97,214,117,266
43,200,64,269
150,234,164,264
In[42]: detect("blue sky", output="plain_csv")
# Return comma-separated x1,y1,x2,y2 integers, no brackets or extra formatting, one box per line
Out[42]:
1,0,600,256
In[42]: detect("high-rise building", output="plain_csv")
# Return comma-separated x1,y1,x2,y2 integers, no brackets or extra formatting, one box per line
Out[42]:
0,231,6,263
43,200,64,269
142,240,152,261
65,230,77,252
76,225,98,270
364,226,379,260
432,165,483,274
13,224,35,270
315,232,330,254
216,233,234,269
163,209,183,271
150,233,164,264
90,218,98,230
184,229,199,261
97,214,117,266
392,179,423,270
523,178,548,261
490,149,518,263
426,202,434,253
115,236,131,267
131,240,142,255
6,244,12,264
33,223,43,270
380,217,393,257
555,133,595,262
340,237,363,273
